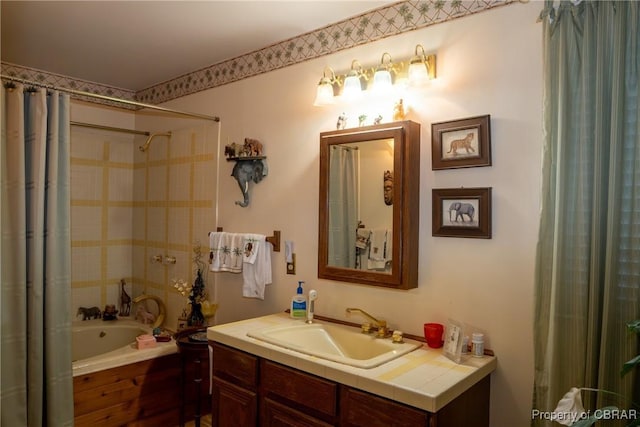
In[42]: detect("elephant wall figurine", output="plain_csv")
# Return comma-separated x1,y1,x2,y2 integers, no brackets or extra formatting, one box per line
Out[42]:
231,159,267,207
448,202,475,222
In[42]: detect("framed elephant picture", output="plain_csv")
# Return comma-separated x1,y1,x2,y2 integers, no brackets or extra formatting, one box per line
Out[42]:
431,115,491,170
432,187,492,238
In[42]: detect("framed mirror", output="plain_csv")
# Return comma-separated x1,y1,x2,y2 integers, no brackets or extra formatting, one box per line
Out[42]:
318,120,420,289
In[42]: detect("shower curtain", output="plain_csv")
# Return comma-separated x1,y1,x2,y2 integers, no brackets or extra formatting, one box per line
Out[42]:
532,1,640,423
1,83,74,426
328,145,359,268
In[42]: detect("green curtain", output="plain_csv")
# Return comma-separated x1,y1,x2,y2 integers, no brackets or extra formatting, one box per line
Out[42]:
328,145,360,268
1,84,74,426
533,1,640,425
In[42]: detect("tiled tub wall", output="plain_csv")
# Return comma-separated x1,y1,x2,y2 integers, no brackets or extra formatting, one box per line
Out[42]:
70,124,218,327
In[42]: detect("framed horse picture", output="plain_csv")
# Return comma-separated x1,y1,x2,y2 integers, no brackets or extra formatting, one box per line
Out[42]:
432,187,492,238
431,115,491,170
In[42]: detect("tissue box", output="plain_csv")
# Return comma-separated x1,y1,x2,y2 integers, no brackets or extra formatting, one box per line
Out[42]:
136,334,157,350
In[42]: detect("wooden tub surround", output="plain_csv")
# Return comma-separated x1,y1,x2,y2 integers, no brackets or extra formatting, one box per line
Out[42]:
73,354,183,426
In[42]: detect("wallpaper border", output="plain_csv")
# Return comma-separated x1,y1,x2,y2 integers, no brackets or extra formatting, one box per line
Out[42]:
1,0,515,109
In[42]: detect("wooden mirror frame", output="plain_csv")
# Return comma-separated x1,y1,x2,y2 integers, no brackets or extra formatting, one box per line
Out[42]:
318,120,420,289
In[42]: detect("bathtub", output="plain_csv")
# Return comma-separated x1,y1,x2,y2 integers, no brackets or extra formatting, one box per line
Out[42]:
71,319,177,377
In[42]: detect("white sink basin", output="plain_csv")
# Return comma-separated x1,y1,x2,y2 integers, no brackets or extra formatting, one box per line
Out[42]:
247,322,421,369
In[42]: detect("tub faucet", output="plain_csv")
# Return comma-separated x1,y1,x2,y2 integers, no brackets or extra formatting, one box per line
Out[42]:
345,307,388,337
133,294,166,330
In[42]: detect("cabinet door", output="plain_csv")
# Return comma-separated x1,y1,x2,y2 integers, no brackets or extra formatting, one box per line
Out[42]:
340,385,429,427
212,342,258,390
262,397,333,427
211,377,257,427
260,360,337,421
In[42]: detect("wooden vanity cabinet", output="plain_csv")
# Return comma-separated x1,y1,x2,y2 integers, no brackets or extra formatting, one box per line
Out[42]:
211,342,259,426
210,342,490,427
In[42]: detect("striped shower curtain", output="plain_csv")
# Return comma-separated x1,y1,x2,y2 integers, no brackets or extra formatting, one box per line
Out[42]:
532,1,640,425
328,145,360,269
1,83,74,426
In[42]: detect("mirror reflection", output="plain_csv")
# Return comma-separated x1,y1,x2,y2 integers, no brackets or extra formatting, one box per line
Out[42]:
319,120,420,289
327,139,394,274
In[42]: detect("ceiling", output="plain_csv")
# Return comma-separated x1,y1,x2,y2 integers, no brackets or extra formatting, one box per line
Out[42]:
1,1,393,91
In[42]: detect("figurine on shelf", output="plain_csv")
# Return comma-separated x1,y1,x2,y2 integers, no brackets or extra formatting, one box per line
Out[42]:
393,99,405,121
337,113,347,130
224,142,241,158
77,306,101,320
103,304,118,321
136,305,156,325
119,279,131,316
243,138,264,157
358,114,367,127
374,114,383,125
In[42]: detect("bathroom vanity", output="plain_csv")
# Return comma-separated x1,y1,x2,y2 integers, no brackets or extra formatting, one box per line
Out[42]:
207,313,496,427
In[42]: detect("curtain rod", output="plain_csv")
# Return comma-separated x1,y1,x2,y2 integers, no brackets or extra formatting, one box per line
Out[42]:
1,74,220,123
70,121,150,136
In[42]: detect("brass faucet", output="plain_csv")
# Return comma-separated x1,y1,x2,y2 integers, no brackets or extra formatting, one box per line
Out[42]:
133,294,166,330
345,307,388,338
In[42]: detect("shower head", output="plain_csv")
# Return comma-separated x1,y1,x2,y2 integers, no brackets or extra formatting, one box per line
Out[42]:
139,131,172,152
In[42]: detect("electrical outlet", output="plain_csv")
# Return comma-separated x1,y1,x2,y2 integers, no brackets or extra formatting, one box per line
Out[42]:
286,253,296,275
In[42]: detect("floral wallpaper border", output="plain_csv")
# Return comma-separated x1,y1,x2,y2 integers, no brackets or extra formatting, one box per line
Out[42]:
1,62,138,109
1,0,515,109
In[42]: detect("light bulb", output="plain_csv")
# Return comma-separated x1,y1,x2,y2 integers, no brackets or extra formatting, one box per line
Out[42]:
314,80,335,106
343,74,362,99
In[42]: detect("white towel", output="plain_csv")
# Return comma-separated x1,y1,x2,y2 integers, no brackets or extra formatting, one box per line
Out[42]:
209,232,222,271
355,228,370,249
222,233,244,273
209,232,243,273
242,234,272,299
385,229,392,263
367,229,388,270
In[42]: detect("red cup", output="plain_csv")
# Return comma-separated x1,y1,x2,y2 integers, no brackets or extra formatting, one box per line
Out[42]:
424,323,444,348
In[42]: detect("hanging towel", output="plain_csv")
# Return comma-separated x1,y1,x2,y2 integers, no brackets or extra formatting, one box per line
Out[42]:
209,232,222,271
223,233,245,273
242,234,272,299
209,232,243,273
384,229,392,264
355,228,371,249
367,229,388,270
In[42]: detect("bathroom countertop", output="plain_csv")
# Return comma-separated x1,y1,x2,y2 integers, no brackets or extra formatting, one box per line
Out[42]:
207,312,497,413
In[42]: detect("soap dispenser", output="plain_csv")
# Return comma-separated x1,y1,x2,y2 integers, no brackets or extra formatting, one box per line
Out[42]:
290,281,307,319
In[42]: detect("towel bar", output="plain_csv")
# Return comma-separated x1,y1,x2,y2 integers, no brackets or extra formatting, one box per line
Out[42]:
209,228,281,252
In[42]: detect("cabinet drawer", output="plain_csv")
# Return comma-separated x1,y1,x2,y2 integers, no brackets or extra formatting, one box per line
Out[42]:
261,360,338,419
262,398,333,427
340,385,429,427
212,342,258,389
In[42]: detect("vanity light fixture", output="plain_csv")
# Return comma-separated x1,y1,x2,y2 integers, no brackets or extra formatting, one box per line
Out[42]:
312,46,437,106
313,67,340,107
342,60,367,100
372,52,395,94
408,44,437,85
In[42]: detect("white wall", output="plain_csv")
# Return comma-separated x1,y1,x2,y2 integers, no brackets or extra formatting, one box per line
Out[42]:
161,3,542,425
71,3,541,425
